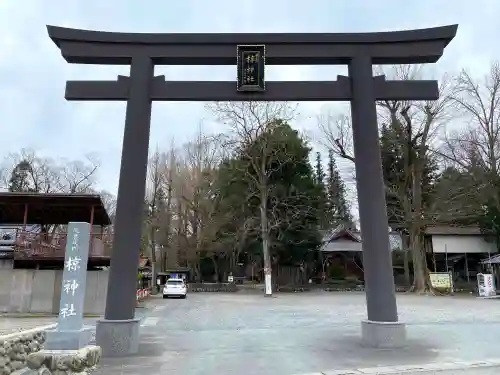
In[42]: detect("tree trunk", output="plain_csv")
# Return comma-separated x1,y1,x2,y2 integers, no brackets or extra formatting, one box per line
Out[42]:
150,227,157,291
403,249,410,286
211,256,219,282
230,247,241,276
260,188,273,296
410,227,426,292
410,164,433,293
189,261,201,282
402,233,411,286
161,182,173,272
235,246,242,270
163,248,168,273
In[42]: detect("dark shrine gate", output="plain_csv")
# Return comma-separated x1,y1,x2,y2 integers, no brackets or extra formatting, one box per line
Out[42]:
47,24,458,357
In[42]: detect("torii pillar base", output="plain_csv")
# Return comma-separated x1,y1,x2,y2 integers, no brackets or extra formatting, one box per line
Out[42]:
96,318,142,357
361,320,407,348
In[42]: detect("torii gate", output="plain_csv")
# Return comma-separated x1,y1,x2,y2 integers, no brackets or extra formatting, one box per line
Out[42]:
47,24,457,357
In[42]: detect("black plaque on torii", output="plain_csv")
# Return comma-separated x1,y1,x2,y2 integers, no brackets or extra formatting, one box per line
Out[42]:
237,45,266,92
47,24,458,356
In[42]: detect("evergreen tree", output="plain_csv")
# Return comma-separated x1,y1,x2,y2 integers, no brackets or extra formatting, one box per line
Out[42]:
433,165,500,248
326,150,353,228
314,152,325,185
8,160,34,192
314,152,330,230
479,199,500,250
379,123,404,226
215,121,324,265
379,122,440,229
326,150,336,211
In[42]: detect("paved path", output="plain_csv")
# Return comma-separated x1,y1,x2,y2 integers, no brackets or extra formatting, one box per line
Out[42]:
0,317,56,335
93,292,500,375
0,304,151,338
0,316,102,336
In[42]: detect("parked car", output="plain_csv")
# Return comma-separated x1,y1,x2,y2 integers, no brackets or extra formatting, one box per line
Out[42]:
163,278,187,299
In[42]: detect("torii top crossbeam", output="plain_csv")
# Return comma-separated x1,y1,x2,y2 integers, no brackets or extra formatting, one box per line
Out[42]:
47,25,458,65
46,25,458,102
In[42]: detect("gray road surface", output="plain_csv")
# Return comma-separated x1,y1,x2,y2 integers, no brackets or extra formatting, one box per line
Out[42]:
0,316,102,336
93,292,500,375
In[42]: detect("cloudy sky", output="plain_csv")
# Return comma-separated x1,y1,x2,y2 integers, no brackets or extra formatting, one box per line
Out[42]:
0,0,498,199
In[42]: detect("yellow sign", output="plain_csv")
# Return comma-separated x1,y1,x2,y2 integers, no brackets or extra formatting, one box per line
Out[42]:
429,272,452,289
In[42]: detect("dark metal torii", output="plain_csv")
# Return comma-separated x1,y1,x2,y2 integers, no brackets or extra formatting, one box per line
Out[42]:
47,24,457,357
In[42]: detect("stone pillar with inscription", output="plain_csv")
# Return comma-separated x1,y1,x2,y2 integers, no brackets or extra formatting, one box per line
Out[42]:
44,222,94,350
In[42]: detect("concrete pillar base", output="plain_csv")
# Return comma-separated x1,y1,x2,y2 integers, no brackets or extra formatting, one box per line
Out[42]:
361,319,406,348
96,318,142,357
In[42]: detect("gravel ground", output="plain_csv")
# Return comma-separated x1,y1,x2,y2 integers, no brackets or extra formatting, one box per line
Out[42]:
0,300,155,337
93,292,500,375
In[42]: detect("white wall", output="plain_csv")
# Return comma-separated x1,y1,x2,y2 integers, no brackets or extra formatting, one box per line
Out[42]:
0,269,108,314
431,235,498,254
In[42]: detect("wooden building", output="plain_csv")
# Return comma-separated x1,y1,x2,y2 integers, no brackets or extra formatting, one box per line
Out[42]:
0,192,113,314
0,192,112,269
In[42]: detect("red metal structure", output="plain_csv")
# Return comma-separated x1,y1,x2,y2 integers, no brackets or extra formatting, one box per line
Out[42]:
0,192,112,268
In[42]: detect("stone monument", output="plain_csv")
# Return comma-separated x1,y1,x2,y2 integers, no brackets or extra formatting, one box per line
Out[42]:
44,222,93,350
24,222,102,374
26,223,101,375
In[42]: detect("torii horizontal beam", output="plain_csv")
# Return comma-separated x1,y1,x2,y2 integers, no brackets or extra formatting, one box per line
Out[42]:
65,75,439,101
47,25,458,65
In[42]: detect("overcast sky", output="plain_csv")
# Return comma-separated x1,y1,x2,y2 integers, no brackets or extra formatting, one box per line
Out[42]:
0,0,498,201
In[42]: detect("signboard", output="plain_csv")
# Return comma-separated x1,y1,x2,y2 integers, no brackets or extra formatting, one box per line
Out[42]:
57,222,91,331
237,45,266,92
429,272,453,290
228,275,234,283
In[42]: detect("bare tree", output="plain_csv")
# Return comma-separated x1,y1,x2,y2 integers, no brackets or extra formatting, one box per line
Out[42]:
207,101,297,296
441,61,500,209
380,67,456,292
0,149,112,248
317,113,355,162
1,149,100,194
168,155,190,271
1,149,58,193
191,168,235,281
157,146,176,272
98,190,117,220
155,129,230,281
57,154,100,193
184,130,229,279
145,147,168,285
317,65,456,293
